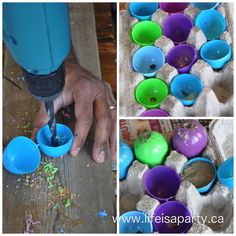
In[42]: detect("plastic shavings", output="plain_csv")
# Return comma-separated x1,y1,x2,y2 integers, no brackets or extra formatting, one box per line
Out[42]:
24,215,40,233
58,186,64,194
17,76,25,81
10,115,16,122
58,227,65,233
22,122,31,129
112,161,117,171
24,130,33,134
22,125,30,129
98,210,108,218
56,185,75,208
40,161,48,165
15,122,33,136
43,163,58,189
20,159,77,210
53,203,59,209
64,199,71,208
55,135,69,146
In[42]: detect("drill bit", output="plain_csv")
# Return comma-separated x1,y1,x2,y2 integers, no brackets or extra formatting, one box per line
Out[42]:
45,101,58,146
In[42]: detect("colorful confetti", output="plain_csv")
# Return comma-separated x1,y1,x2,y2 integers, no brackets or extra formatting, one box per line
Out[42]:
43,162,58,189
55,185,75,208
24,215,40,233
54,135,70,146
58,227,65,233
64,199,71,208
58,186,64,194
10,115,16,122
98,210,108,218
112,161,117,171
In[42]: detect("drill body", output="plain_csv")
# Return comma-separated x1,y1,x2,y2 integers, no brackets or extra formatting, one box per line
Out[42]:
3,3,71,145
3,2,71,101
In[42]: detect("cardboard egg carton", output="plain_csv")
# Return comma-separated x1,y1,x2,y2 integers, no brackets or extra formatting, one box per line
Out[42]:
119,3,234,117
120,119,233,233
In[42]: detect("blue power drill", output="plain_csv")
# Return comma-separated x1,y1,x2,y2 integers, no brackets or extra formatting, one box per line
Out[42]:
3,3,71,146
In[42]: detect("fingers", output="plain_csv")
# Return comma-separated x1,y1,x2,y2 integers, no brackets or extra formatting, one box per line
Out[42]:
70,89,93,157
93,92,111,163
105,82,117,161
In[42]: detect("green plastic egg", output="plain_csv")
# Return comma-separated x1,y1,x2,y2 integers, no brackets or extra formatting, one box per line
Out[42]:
134,130,169,167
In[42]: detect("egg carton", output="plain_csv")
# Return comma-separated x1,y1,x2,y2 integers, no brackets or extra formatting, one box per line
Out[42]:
120,119,233,233
119,3,234,117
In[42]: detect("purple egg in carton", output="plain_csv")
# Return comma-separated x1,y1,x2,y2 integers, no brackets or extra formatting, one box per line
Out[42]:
119,2,234,117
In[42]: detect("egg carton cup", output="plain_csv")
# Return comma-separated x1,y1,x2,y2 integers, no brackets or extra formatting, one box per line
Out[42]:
120,120,233,233
119,3,234,117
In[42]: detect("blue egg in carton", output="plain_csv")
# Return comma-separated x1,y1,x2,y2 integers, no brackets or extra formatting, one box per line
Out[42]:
171,74,203,106
119,211,153,233
191,2,219,10
217,157,234,189
132,46,165,78
119,140,134,181
200,40,232,69
129,2,158,21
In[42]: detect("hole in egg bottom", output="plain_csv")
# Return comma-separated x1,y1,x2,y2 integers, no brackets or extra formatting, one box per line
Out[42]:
149,97,157,103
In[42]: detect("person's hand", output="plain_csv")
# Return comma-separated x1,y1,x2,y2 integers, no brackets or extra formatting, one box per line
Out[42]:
32,57,116,163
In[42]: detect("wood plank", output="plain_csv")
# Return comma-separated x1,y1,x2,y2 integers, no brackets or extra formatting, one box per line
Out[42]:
3,3,116,233
68,5,116,231
94,3,115,40
3,47,25,89
69,3,101,78
120,3,126,11
94,3,117,96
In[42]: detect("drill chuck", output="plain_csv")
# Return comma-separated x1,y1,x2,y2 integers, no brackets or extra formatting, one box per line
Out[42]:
24,63,65,102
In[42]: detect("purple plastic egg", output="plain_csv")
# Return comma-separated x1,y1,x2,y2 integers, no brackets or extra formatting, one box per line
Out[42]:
172,120,208,158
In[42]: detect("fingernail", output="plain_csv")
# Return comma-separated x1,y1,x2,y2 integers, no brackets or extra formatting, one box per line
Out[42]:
71,147,81,157
96,151,105,163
